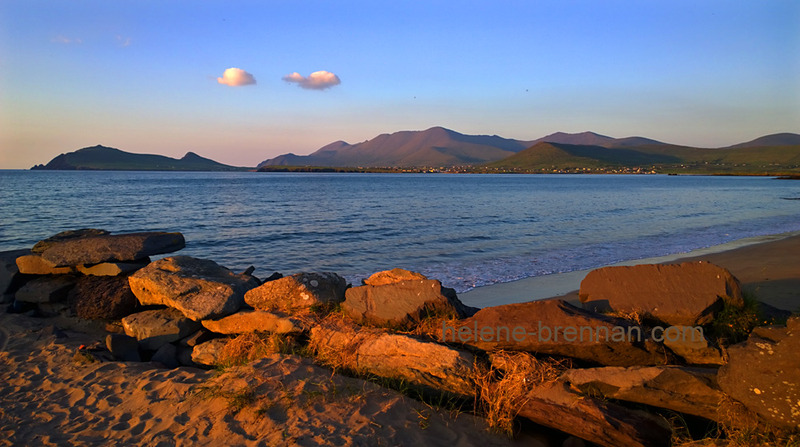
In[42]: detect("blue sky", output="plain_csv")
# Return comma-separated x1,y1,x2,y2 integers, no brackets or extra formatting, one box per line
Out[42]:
1,0,798,168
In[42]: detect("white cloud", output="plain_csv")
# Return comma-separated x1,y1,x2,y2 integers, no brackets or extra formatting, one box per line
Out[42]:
116,35,132,47
282,70,341,90
217,68,257,87
52,35,82,44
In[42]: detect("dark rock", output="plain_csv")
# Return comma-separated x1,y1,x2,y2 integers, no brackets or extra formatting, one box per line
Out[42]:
176,345,196,366
449,299,664,366
105,333,141,362
263,272,283,282
1,249,32,295
310,318,475,397
718,316,800,431
15,276,76,303
579,261,744,326
68,276,138,320
244,272,347,313
562,365,725,421
343,278,477,329
202,310,305,335
39,231,185,267
121,308,201,351
151,343,179,368
128,256,259,321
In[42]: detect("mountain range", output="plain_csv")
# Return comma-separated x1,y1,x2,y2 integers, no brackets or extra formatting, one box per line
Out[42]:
31,145,249,171
258,128,800,174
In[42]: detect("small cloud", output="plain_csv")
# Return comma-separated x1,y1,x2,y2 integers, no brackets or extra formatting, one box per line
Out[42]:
282,70,341,90
116,35,132,47
52,35,82,44
217,67,257,87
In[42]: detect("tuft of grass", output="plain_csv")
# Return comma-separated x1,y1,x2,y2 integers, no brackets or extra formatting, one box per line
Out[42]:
193,381,258,414
707,291,779,346
474,351,570,437
215,332,302,369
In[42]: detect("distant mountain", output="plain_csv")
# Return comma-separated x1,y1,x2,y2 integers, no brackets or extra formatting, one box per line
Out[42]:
258,127,533,168
31,145,249,171
530,131,666,148
485,142,681,170
723,133,800,149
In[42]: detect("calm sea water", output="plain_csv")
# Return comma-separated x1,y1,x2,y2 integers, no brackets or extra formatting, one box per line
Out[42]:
1,171,799,294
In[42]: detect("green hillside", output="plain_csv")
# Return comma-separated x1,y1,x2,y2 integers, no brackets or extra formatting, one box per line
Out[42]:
31,145,250,171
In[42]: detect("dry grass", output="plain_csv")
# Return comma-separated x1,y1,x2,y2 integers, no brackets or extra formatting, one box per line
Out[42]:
474,351,570,437
216,332,302,369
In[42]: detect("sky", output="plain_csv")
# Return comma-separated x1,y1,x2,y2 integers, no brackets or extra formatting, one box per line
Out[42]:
1,0,798,169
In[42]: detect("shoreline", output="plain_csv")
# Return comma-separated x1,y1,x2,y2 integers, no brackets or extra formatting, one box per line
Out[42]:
460,230,800,311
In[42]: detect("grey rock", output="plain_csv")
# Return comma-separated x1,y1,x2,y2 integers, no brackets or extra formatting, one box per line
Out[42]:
15,276,76,304
105,333,141,362
121,308,201,351
1,249,31,294
151,343,179,368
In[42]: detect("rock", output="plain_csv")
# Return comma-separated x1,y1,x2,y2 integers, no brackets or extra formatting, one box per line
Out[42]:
202,310,304,335
76,260,150,276
660,325,723,366
151,343,179,368
68,276,139,320
176,345,196,366
105,334,141,362
562,366,725,421
192,338,229,366
244,272,347,313
15,254,76,275
121,308,201,351
449,300,664,366
343,279,477,329
518,380,671,447
128,256,258,321
310,319,475,397
39,231,185,267
363,268,427,286
579,261,744,326
1,249,31,294
31,229,110,253
718,316,800,431
15,276,76,303
179,330,215,347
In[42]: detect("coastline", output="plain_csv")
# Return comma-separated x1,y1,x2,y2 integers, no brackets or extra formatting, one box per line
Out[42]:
460,230,800,312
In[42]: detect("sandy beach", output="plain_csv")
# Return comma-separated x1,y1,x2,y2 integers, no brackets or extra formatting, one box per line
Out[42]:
461,231,800,312
1,232,798,446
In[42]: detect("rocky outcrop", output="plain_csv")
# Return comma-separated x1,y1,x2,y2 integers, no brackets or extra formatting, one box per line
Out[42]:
244,272,347,313
718,316,800,431
128,256,258,321
121,308,201,350
201,310,304,335
310,318,476,397
14,276,76,304
579,261,744,326
343,277,476,329
68,276,138,320
38,231,184,267
362,268,427,286
562,366,725,421
450,299,664,366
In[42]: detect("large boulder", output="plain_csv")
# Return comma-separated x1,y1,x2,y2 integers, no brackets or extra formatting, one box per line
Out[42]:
68,276,139,320
31,228,110,253
579,261,744,326
310,318,476,397
343,278,477,329
363,268,427,286
128,256,258,321
718,316,800,431
450,299,664,366
14,276,76,303
244,272,347,313
562,366,725,421
1,249,30,296
121,308,201,350
38,231,185,267
201,310,305,335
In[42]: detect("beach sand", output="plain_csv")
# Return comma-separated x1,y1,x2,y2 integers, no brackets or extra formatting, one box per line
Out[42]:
461,232,800,312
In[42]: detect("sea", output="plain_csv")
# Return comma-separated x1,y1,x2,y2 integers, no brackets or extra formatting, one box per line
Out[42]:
1,171,799,295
